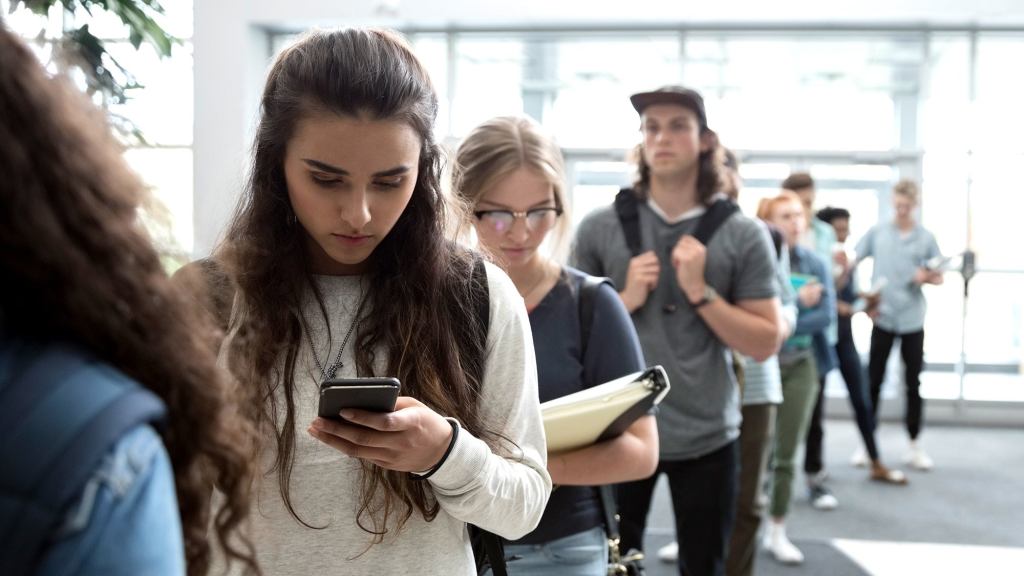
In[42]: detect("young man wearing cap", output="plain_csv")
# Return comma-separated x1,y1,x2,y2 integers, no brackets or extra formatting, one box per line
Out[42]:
780,172,841,511
573,86,784,576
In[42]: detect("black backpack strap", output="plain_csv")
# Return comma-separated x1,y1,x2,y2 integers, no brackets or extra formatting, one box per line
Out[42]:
481,531,508,576
614,188,644,256
0,344,166,575
577,275,612,365
691,197,739,246
466,257,508,576
599,484,621,545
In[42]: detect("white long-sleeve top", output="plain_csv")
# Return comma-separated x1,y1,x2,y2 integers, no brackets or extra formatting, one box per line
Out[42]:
224,262,550,575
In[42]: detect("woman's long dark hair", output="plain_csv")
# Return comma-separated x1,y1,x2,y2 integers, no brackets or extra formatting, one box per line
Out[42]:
0,24,258,576
630,128,725,205
221,28,492,540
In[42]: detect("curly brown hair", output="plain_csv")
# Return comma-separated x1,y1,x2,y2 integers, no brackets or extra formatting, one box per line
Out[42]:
0,25,258,576
220,28,494,541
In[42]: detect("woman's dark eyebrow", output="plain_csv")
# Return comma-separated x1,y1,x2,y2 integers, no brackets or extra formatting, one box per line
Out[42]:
302,158,411,177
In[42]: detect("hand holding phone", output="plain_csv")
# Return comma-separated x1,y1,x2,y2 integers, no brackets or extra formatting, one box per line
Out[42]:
308,395,456,474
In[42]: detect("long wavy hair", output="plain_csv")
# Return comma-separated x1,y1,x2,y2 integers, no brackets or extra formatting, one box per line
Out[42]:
630,125,725,206
0,24,258,576
220,28,492,540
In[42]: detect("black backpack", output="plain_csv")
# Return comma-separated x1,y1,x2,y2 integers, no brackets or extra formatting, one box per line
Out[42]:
0,341,167,575
613,187,739,257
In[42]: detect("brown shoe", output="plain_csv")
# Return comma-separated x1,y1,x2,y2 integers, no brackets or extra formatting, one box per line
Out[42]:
870,463,909,485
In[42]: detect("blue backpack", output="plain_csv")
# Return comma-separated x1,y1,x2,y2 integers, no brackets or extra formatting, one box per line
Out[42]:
0,341,167,575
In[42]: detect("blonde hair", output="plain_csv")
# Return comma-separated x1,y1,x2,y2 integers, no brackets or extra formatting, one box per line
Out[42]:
452,115,571,260
757,190,803,222
892,178,920,203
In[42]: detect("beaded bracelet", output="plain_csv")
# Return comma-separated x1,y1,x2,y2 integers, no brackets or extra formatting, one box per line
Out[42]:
412,417,460,481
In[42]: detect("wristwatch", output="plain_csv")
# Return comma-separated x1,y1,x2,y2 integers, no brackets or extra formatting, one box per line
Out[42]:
691,285,719,309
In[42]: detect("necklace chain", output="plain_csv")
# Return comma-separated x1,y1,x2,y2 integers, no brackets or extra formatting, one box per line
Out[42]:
305,290,368,382
520,264,551,300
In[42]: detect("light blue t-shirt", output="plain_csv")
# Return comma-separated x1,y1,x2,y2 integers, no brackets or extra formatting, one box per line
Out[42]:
855,221,943,334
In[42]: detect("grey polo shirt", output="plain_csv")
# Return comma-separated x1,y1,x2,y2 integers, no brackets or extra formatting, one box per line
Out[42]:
855,221,942,334
572,201,778,461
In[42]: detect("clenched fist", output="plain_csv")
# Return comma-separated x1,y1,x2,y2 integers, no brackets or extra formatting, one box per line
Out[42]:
671,235,707,303
620,251,660,312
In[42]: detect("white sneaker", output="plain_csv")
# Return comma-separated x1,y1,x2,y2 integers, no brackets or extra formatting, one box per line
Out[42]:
809,483,839,510
850,447,869,468
763,523,804,565
905,442,934,471
657,541,678,563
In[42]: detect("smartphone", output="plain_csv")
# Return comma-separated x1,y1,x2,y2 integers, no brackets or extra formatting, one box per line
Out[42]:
317,377,401,419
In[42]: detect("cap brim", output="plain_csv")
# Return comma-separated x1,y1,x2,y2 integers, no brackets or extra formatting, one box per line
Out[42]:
630,91,702,116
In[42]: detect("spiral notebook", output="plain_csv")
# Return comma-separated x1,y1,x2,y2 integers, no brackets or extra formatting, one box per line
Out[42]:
541,366,671,454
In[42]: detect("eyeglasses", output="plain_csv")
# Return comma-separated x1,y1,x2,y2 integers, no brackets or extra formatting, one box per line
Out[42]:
474,207,563,233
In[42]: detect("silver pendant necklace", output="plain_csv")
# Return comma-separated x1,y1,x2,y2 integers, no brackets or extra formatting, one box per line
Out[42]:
304,290,368,382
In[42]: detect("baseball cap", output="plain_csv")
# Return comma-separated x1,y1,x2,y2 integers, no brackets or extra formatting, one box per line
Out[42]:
629,86,708,132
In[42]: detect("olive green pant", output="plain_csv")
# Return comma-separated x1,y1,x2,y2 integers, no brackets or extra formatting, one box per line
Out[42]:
769,355,819,519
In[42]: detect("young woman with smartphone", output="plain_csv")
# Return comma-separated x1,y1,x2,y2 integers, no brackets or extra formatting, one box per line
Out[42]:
213,29,550,575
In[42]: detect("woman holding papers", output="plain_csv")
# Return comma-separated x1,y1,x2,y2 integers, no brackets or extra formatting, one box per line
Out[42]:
454,115,659,575
756,192,837,566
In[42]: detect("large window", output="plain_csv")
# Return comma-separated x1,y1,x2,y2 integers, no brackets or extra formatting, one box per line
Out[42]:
3,0,195,259
300,27,1022,403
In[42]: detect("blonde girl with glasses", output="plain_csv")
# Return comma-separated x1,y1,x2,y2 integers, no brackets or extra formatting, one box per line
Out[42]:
453,116,659,575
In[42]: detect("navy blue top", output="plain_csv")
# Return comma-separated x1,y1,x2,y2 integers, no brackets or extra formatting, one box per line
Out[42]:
513,266,646,545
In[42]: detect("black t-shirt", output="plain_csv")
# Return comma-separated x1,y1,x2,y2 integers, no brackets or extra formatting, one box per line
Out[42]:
512,266,646,545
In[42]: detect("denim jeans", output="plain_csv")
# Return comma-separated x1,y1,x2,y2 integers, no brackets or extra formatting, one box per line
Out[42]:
494,526,608,576
35,425,185,576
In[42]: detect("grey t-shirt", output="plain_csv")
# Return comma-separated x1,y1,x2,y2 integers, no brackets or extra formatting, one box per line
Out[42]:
573,200,778,460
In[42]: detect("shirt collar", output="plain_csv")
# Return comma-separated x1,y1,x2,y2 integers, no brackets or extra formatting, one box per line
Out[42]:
646,196,707,225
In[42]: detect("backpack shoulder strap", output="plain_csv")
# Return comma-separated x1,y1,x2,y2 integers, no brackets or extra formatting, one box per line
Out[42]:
0,343,166,575
692,197,740,246
466,258,507,576
577,274,612,364
613,188,643,256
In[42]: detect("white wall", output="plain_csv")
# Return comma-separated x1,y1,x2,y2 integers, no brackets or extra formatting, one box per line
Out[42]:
191,0,1024,257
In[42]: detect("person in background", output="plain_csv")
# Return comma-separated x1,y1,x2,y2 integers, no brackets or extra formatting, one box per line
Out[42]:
757,191,836,566
724,151,798,576
574,86,783,576
855,179,944,471
816,207,907,485
0,22,258,576
453,115,658,575
780,171,840,511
